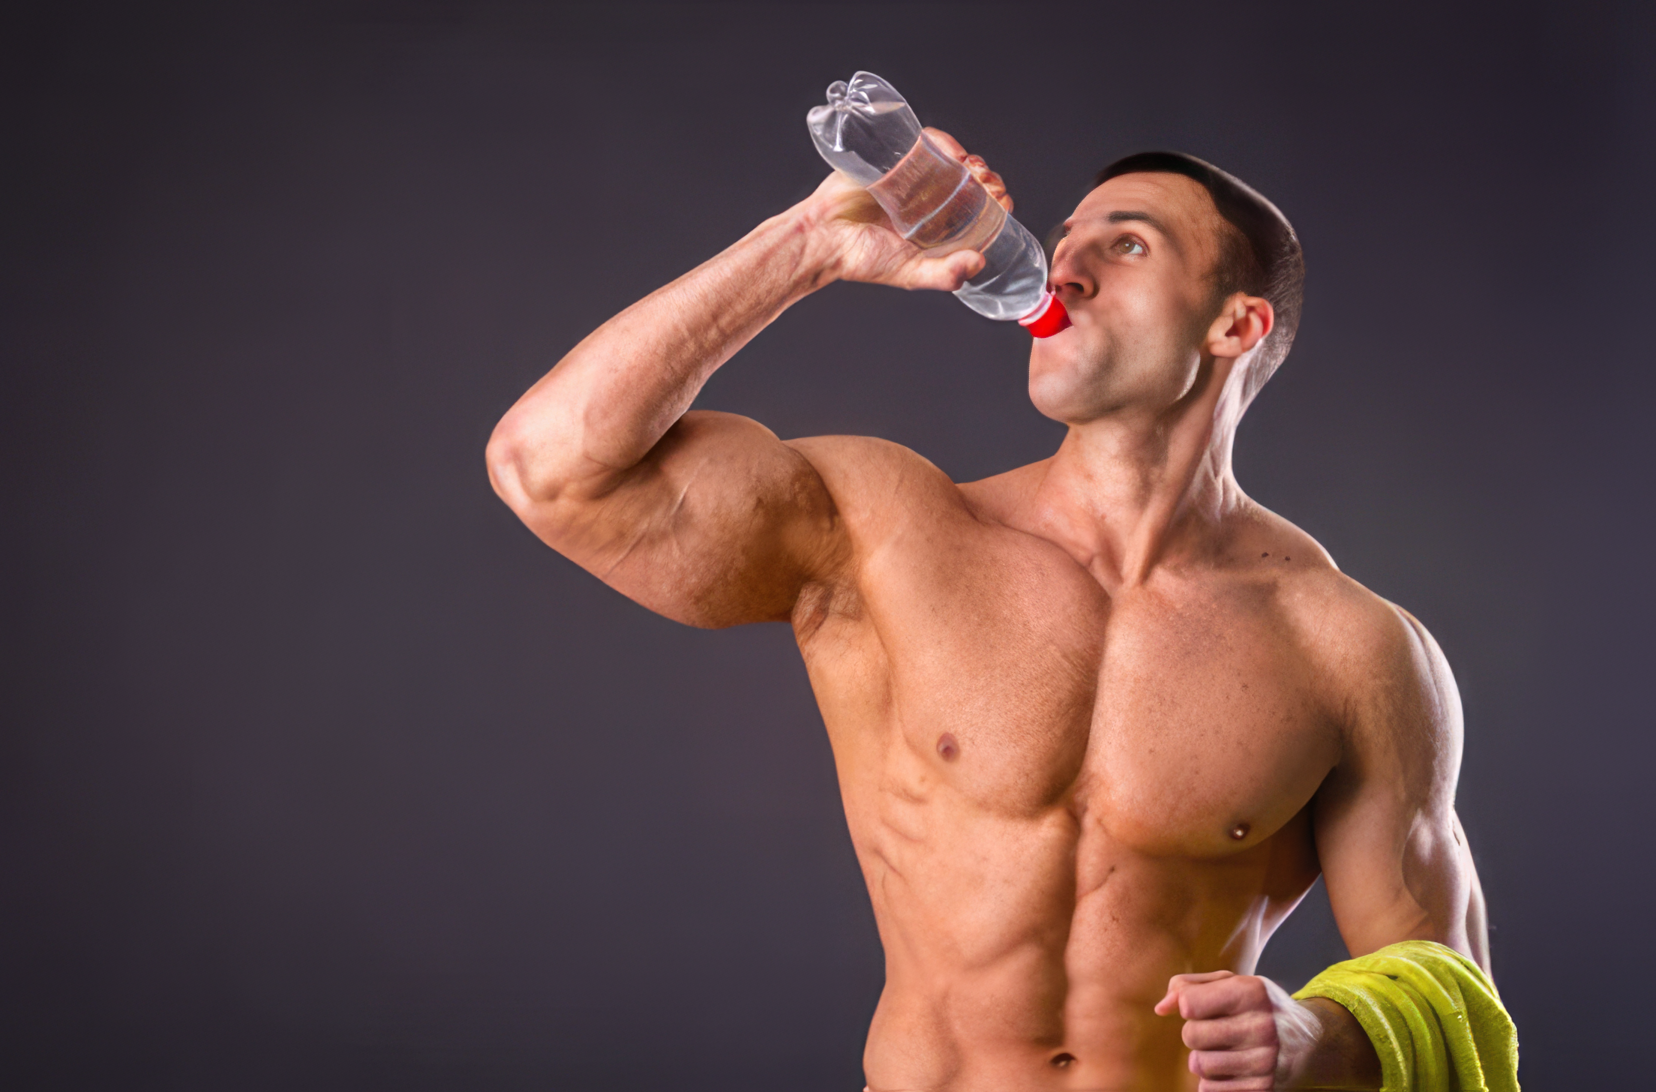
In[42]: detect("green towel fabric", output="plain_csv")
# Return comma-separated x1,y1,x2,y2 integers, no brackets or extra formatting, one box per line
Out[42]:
1293,940,1519,1091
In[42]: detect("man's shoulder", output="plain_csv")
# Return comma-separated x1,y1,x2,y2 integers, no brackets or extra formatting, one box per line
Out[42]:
1245,513,1457,752
783,434,1005,529
1244,509,1449,720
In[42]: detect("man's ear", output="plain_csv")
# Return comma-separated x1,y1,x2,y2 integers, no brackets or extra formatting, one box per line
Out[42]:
1204,294,1275,360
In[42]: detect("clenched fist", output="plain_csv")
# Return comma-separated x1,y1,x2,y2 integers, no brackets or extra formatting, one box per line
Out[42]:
1156,970,1376,1091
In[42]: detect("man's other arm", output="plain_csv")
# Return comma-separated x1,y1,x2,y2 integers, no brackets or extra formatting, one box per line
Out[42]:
1292,601,1488,1088
486,157,992,627
1158,601,1488,1090
1315,603,1488,971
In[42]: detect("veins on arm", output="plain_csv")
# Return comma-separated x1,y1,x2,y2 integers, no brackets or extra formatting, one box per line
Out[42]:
598,458,703,582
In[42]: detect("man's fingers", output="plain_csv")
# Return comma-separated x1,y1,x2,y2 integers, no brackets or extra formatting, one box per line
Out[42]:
1169,971,1237,987
1158,975,1294,1092
922,127,1014,212
1179,974,1271,1021
1182,1010,1276,1051
964,156,1013,213
922,126,967,159
908,249,985,291
1188,1044,1276,1080
1155,970,1235,1016
1194,1076,1275,1092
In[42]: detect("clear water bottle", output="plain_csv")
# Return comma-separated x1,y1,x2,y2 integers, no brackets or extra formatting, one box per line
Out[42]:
806,71,1069,337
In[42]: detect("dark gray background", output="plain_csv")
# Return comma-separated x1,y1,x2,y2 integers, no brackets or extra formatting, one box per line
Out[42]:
4,2,1652,1089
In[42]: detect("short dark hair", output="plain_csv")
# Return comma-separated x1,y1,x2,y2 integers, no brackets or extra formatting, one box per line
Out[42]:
1095,152,1304,398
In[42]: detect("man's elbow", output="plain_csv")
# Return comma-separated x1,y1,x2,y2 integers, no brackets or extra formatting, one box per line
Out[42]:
485,413,570,517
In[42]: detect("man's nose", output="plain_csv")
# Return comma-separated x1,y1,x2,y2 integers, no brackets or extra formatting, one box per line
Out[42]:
1049,251,1094,300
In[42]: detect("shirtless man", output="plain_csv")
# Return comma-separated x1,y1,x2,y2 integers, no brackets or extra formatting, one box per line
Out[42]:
486,132,1491,1091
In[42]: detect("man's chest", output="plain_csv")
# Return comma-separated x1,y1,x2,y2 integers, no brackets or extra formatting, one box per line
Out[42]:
799,521,1340,855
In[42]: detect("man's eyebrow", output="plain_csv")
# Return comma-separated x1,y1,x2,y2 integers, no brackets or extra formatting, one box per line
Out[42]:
1061,209,1184,255
1107,210,1175,238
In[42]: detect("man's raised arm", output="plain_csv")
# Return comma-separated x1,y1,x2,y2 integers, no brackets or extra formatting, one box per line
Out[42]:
485,138,1002,627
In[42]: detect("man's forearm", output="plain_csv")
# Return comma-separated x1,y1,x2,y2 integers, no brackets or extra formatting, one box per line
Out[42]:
488,199,836,505
1292,998,1382,1090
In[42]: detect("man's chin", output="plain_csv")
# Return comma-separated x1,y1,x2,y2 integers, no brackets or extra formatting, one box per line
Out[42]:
1027,378,1096,426
1028,353,1108,422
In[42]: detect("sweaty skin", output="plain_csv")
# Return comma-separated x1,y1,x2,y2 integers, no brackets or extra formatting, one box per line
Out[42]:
487,131,1489,1092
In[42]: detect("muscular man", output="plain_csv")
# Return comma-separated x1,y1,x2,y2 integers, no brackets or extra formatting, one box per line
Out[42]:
487,132,1495,1090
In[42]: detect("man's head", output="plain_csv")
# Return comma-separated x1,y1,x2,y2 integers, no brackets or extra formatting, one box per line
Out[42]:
1030,152,1303,425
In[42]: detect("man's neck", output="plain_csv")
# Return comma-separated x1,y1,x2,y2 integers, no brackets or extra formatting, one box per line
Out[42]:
1026,356,1251,592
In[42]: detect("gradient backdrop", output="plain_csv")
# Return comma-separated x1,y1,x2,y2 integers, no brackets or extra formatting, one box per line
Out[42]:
5,2,1652,1089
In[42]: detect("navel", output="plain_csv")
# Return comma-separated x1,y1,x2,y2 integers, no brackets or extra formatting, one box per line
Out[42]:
1049,1052,1076,1069
936,733,960,761
1229,821,1252,841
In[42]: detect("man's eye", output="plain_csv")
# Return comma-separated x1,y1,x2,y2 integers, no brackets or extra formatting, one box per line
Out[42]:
1113,237,1146,257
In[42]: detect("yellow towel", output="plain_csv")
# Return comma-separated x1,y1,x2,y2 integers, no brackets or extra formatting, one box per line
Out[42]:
1293,940,1519,1091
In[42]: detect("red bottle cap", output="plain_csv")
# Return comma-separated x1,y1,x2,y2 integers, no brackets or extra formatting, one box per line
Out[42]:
1018,292,1071,338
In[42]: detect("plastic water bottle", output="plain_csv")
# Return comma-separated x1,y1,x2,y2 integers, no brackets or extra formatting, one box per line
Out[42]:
806,71,1069,337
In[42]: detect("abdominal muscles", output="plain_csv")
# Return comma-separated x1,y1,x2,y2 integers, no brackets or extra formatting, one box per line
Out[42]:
854,795,1318,1092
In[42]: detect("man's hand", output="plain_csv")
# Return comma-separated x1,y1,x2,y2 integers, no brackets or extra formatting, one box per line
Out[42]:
802,127,1013,292
1155,971,1323,1091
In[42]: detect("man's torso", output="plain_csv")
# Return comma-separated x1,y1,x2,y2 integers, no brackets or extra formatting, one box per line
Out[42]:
788,436,1376,1092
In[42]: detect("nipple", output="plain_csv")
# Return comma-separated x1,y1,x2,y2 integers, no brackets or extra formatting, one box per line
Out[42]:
936,733,960,761
1230,822,1251,841
1049,1053,1076,1069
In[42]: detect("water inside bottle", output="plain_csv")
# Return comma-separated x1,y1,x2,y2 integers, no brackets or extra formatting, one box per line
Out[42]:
867,134,1008,255
807,70,1051,324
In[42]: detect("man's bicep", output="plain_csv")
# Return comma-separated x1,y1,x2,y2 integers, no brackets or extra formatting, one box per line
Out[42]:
1316,786,1485,971
1314,605,1488,971
525,410,845,628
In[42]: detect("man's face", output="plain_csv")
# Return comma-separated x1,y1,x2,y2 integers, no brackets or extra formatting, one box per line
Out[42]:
1030,172,1228,425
